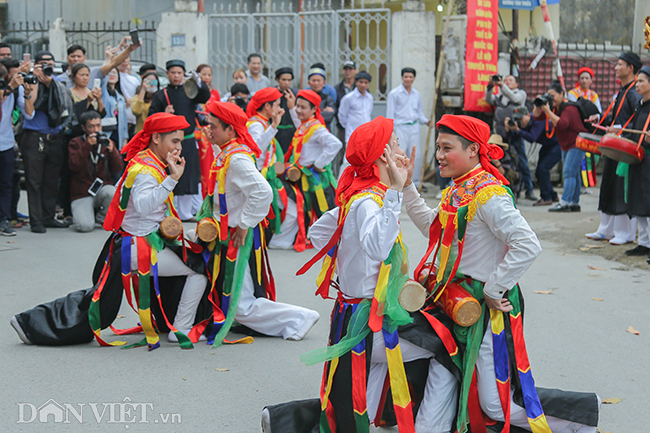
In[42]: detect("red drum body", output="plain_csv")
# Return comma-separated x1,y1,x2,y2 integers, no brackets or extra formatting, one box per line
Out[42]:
576,133,602,154
599,134,645,164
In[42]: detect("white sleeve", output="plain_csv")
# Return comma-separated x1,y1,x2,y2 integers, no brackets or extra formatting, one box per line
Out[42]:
289,107,301,128
403,182,438,237
228,154,274,229
355,190,402,262
338,94,350,128
131,173,178,218
567,92,578,102
478,194,542,299
309,208,340,250
312,127,343,169
386,90,395,120
248,122,277,170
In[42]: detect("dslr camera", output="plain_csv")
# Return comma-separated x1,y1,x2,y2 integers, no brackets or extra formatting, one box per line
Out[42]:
534,93,554,107
19,72,38,85
234,96,247,109
0,78,7,90
492,74,502,82
95,132,110,147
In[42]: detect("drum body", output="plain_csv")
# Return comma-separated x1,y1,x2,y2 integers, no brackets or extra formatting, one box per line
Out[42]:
576,132,602,154
159,216,183,241
399,280,427,312
273,161,285,177
417,263,481,327
599,134,645,164
283,164,302,182
197,217,219,243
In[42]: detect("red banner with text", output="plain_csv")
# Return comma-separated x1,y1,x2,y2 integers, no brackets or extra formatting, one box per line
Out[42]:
464,0,499,112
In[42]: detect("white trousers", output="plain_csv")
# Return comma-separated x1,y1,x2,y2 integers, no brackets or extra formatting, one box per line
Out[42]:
71,185,115,232
395,124,423,186
637,216,650,248
476,322,597,433
130,245,208,331
233,246,318,339
268,198,299,250
367,331,459,433
596,212,636,242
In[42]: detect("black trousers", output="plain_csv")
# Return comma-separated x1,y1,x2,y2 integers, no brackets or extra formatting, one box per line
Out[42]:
19,130,65,225
0,147,14,221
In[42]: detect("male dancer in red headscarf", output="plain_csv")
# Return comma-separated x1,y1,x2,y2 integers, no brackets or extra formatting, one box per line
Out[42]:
268,89,342,251
193,101,319,347
401,114,600,432
262,116,460,433
11,113,209,350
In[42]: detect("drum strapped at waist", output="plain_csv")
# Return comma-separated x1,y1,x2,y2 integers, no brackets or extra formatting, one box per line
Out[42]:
599,133,646,165
159,215,183,241
281,163,303,182
196,217,219,243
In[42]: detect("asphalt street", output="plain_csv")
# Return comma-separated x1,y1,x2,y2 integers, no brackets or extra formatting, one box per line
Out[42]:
1,189,647,433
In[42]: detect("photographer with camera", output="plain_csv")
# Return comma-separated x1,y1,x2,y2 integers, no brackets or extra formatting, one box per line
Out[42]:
68,111,123,232
17,51,75,233
0,63,22,235
505,104,561,206
228,83,250,111
485,74,528,139
540,81,588,212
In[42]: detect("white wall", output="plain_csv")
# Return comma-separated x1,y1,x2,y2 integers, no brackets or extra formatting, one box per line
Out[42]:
156,9,209,70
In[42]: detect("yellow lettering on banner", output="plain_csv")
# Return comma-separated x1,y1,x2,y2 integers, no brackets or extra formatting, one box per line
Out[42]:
486,64,497,73
466,62,486,71
477,51,483,60
478,73,491,81
487,42,493,50
474,41,487,49
470,83,484,92
486,11,493,18
484,0,491,7
486,31,493,39
478,0,483,6
484,52,492,61
476,30,484,38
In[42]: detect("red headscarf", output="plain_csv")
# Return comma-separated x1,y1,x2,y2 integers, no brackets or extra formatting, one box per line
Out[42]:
436,114,509,185
575,67,595,88
204,100,261,158
336,116,393,206
121,112,190,161
246,87,283,118
296,89,326,125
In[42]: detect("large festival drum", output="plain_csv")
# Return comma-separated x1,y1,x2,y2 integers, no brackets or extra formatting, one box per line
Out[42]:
159,216,183,241
599,134,645,164
197,217,219,243
416,263,481,327
576,132,602,154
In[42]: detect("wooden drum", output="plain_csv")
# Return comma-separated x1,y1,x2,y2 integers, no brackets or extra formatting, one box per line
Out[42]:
576,132,602,155
599,133,645,164
283,164,302,182
159,216,183,241
416,263,481,327
399,280,428,312
197,217,219,243
273,161,285,177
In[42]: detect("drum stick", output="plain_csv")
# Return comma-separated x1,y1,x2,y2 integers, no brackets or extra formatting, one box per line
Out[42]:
592,124,648,135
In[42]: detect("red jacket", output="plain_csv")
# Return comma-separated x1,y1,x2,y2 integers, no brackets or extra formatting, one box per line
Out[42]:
68,136,124,201
555,103,587,152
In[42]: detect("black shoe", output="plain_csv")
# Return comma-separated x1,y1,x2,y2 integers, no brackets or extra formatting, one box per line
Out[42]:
647,256,650,265
0,220,16,236
548,203,572,212
570,204,581,212
625,245,650,256
31,223,46,233
525,192,538,201
44,218,71,228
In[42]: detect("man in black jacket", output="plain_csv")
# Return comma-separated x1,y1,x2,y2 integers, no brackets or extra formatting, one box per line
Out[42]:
274,67,299,153
306,66,336,131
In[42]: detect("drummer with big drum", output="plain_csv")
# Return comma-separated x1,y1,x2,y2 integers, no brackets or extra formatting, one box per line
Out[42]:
585,52,643,244
622,65,650,262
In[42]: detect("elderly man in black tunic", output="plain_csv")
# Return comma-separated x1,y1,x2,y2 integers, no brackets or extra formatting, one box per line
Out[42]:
149,59,211,220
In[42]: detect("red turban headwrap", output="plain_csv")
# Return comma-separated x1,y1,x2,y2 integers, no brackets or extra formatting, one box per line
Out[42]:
246,87,283,118
575,67,595,88
436,114,509,185
296,89,326,126
204,100,261,158
121,112,190,161
336,116,393,206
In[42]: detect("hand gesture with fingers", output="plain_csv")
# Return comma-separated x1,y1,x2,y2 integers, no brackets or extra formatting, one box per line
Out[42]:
384,144,407,191
166,149,186,181
404,147,416,187
284,89,296,109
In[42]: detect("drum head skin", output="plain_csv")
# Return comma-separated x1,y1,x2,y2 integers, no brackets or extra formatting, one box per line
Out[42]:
399,281,427,312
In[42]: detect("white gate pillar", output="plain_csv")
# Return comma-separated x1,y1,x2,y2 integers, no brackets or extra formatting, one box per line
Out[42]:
157,1,209,70
391,1,436,159
49,18,68,62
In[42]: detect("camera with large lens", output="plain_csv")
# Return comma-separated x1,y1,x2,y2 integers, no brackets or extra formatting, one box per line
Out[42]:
234,96,247,109
95,132,110,147
19,72,38,85
42,65,54,76
0,79,8,90
534,93,554,107
507,118,517,127
492,74,502,82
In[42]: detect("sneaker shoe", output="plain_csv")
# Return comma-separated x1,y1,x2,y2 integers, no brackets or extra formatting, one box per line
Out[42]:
10,220,24,229
625,245,650,256
44,218,71,228
585,232,612,241
525,192,538,201
609,237,632,245
0,220,16,236
548,203,572,213
570,205,581,212
287,310,320,341
30,223,46,234
532,199,553,207
10,316,33,345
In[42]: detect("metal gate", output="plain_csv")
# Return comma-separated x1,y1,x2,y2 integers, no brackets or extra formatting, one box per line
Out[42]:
209,1,390,101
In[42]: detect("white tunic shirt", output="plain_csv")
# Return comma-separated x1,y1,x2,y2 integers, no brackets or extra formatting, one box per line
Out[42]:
247,120,278,171
402,182,542,299
211,152,273,229
121,174,178,237
338,88,374,143
310,189,402,300
289,108,343,169
386,84,428,126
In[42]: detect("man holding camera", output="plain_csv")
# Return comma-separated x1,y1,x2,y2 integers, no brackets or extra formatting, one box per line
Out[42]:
17,51,74,233
68,111,123,232
505,105,561,206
